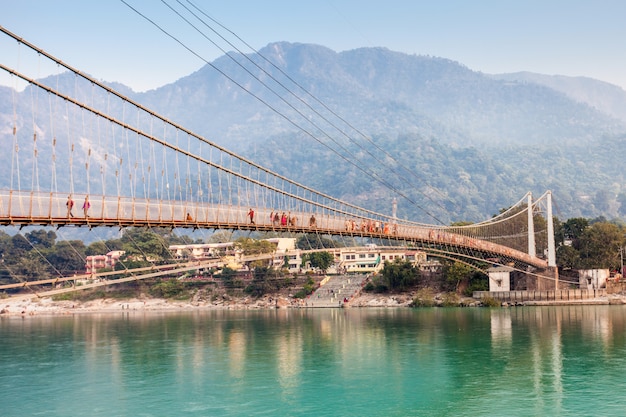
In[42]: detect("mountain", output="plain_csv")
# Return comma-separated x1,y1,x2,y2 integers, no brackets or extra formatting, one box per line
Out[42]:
138,43,625,151
490,72,626,124
1,42,626,223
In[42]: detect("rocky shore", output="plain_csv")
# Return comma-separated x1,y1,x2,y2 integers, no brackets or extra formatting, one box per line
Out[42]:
3,290,625,317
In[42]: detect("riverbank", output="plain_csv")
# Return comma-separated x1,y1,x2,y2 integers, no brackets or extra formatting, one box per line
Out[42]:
2,291,626,316
0,292,417,315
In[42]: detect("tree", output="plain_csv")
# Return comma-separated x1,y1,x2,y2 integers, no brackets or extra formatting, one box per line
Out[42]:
120,228,170,262
85,241,109,256
577,222,624,270
208,231,234,243
296,234,338,250
219,266,238,287
442,261,474,292
380,259,418,291
245,265,281,297
235,237,274,256
307,251,334,273
47,240,87,275
25,230,57,249
556,245,581,270
561,217,589,249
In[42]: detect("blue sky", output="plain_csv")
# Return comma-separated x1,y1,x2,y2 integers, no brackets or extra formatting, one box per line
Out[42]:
3,0,626,91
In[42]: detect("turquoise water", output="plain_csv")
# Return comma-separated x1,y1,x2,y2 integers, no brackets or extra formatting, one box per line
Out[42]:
2,306,626,416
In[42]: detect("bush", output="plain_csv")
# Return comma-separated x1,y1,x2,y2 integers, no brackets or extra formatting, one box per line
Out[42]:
411,288,435,307
149,279,188,299
441,292,460,307
294,277,316,299
481,296,501,307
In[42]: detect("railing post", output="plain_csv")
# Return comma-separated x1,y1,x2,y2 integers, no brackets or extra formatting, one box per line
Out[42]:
48,192,53,219
7,190,12,219
116,196,122,222
29,191,34,218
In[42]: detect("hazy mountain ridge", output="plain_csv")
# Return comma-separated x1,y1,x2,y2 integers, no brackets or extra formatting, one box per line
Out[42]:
1,42,626,222
140,42,626,150
491,72,626,123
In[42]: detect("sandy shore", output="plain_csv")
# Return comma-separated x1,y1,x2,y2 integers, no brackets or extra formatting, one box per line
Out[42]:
0,292,424,316
2,292,624,316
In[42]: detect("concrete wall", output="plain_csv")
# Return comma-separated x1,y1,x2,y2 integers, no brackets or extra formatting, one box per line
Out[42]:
474,289,607,302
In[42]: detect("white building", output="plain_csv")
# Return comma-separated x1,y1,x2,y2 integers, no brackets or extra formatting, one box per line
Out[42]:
579,269,609,290
487,266,514,292
169,242,236,261
168,239,428,275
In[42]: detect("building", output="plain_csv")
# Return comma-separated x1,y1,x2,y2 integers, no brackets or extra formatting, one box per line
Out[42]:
579,269,609,290
169,242,236,261
167,239,429,275
85,250,125,274
487,266,514,292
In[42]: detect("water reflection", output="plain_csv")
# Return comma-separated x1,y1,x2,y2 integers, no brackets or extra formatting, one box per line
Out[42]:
2,306,626,416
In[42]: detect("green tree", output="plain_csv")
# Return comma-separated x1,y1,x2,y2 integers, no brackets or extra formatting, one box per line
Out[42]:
85,240,109,256
47,240,87,274
381,259,418,291
556,245,581,270
561,217,589,249
307,251,334,273
25,230,57,249
208,231,234,243
245,265,280,297
577,222,624,269
13,252,51,281
442,261,474,292
296,234,339,250
235,237,275,256
120,228,170,262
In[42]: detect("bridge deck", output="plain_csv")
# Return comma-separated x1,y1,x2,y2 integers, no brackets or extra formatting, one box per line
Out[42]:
0,190,548,270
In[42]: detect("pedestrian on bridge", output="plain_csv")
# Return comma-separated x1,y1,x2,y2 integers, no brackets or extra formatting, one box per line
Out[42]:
82,196,90,218
248,208,255,224
66,195,74,218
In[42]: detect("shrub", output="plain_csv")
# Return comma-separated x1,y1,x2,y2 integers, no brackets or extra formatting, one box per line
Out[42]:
481,296,501,307
294,277,316,299
441,292,460,307
150,279,188,299
411,288,435,307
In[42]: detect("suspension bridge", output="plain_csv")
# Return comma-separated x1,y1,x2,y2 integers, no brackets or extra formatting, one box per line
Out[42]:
0,26,559,294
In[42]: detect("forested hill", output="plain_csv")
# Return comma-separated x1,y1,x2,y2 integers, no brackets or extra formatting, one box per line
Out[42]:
2,42,626,223
130,42,626,222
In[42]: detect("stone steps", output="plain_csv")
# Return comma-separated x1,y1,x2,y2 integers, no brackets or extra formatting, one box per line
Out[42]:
305,275,369,307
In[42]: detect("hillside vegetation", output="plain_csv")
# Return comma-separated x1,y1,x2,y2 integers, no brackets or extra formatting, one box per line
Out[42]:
2,42,626,223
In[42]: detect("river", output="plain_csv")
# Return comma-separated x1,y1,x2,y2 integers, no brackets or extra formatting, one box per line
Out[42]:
2,306,626,416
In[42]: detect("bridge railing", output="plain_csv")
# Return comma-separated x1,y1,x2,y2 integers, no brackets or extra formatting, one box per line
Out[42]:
0,189,350,230
0,189,546,268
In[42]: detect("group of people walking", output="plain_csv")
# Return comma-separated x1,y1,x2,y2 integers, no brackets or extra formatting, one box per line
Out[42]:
345,218,397,235
63,199,392,234
66,195,90,218
268,210,299,227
